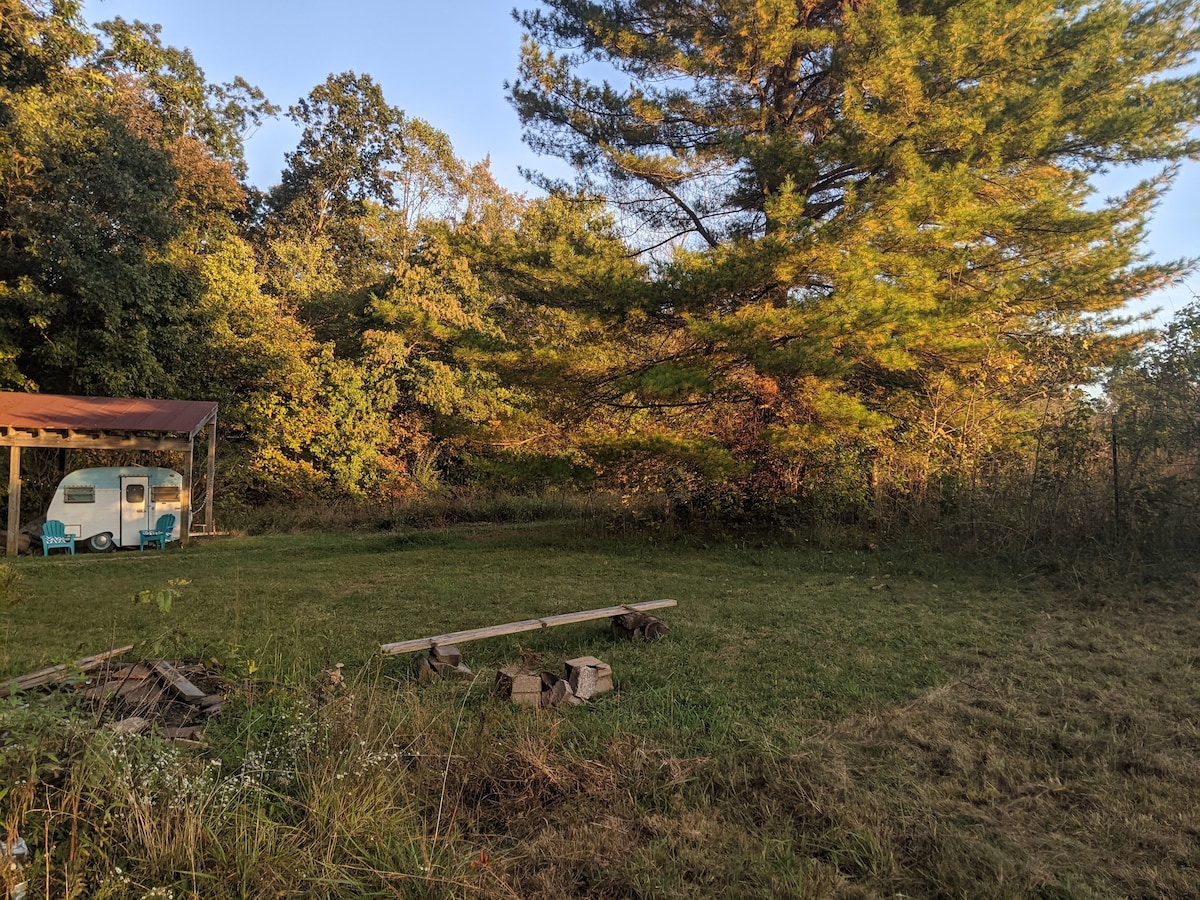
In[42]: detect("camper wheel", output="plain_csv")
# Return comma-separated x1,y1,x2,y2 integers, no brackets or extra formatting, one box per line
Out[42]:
87,532,115,553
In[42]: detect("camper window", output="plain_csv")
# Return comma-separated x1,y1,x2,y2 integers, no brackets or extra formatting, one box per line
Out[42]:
126,484,145,503
63,485,95,503
151,485,181,503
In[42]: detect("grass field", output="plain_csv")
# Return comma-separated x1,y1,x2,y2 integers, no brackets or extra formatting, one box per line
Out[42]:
2,524,1198,897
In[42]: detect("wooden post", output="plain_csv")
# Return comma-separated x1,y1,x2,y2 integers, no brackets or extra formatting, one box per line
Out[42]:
205,416,216,535
181,441,194,546
6,445,20,557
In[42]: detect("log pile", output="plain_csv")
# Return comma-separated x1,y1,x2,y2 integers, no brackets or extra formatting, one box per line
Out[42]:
495,656,614,708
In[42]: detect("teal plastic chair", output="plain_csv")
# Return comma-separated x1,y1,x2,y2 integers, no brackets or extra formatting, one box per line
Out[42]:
139,514,176,551
41,520,75,556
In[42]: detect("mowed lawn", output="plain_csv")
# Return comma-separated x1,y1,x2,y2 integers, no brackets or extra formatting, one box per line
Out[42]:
2,525,1034,743
3,524,1199,898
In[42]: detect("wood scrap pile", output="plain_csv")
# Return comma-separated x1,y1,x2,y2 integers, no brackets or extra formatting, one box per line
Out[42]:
2,646,227,744
495,655,614,708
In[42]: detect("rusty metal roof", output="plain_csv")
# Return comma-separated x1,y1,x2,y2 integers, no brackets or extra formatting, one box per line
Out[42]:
0,392,217,438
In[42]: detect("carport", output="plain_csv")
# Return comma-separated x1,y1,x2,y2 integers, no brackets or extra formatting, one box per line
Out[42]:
0,393,217,556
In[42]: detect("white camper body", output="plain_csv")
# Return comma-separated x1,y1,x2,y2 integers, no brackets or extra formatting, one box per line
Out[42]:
45,467,183,551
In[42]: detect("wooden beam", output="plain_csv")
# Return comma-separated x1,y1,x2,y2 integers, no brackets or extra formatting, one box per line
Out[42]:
188,406,218,440
181,440,194,546
381,599,678,656
0,645,134,697
0,433,192,451
204,416,216,535
6,445,19,558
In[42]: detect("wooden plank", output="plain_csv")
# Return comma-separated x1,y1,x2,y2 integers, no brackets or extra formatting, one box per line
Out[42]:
109,716,151,734
118,682,165,706
0,645,134,697
77,646,135,670
14,663,71,692
381,599,677,656
151,660,207,701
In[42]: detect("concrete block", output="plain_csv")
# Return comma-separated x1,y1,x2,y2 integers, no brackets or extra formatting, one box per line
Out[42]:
430,643,462,666
542,678,576,708
565,656,613,696
511,673,542,706
430,659,473,678
569,664,598,700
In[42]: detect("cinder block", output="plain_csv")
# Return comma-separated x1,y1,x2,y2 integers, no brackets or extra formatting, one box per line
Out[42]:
429,659,473,678
565,656,613,696
569,664,598,700
430,643,462,666
542,678,577,708
511,673,542,706
497,665,544,705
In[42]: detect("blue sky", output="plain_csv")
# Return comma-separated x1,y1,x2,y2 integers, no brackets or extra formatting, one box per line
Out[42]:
84,0,1199,326
83,0,549,192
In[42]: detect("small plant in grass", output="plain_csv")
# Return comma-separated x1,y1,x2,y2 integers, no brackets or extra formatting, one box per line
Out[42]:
131,579,190,614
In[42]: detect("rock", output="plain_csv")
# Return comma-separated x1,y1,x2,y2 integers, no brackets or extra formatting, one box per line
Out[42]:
109,716,151,734
413,655,435,683
0,532,31,555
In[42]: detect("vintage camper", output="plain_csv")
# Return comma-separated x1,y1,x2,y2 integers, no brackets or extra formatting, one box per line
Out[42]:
44,467,183,551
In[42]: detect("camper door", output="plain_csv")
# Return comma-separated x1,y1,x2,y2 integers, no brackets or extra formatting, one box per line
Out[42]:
119,475,151,547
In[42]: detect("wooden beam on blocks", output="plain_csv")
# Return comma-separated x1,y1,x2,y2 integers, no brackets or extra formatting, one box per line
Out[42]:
381,599,677,656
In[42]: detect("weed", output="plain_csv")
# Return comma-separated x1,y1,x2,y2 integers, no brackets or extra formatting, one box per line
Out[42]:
0,564,23,608
131,580,190,614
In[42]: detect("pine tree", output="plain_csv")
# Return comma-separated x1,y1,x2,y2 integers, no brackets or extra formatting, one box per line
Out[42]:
509,0,1200,503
